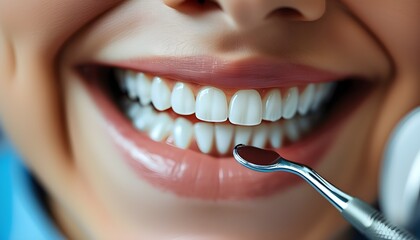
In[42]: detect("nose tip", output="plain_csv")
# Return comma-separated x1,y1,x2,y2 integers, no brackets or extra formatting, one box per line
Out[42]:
218,0,326,27
164,0,326,28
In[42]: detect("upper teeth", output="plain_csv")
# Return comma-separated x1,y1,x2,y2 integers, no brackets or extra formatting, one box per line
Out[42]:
117,70,335,127
229,90,263,126
196,87,228,122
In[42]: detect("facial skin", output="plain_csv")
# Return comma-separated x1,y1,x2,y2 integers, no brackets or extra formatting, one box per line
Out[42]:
0,1,419,239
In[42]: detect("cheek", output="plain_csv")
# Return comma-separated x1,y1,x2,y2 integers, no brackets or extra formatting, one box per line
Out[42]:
0,0,124,139
342,0,420,72
0,0,124,206
342,1,420,172
0,0,122,57
331,2,420,191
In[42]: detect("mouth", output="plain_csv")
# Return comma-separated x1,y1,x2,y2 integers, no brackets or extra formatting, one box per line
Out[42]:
118,71,334,155
77,57,373,200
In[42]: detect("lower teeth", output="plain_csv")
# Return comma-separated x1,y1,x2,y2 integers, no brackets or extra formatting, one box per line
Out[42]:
122,99,321,156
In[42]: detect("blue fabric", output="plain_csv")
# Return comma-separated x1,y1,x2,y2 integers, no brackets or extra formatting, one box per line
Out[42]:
0,137,63,240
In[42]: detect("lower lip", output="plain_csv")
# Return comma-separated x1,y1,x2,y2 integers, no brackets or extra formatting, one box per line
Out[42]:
83,73,368,200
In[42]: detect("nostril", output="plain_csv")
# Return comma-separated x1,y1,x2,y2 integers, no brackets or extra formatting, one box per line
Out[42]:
268,7,304,21
165,0,221,12
192,0,221,9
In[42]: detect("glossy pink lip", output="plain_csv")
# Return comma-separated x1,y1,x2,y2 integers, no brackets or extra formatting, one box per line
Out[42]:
99,56,350,88
78,57,369,200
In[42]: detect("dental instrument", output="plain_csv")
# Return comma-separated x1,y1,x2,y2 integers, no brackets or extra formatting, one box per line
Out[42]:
233,144,417,240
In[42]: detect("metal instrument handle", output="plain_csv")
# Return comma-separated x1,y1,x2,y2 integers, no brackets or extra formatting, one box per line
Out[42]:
342,198,417,240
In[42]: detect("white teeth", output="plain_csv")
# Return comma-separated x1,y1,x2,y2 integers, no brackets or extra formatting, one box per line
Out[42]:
122,69,337,126
262,89,282,122
133,106,156,131
194,122,214,154
282,87,299,119
151,77,171,111
148,113,173,142
135,73,152,106
195,87,228,122
122,69,336,126
171,82,195,115
234,126,252,146
121,69,338,154
251,124,268,148
229,90,262,126
298,84,315,116
126,71,138,99
215,124,234,155
173,118,194,149
125,100,319,154
269,123,283,148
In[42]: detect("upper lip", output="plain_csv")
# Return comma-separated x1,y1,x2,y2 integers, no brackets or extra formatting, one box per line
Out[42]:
96,56,350,88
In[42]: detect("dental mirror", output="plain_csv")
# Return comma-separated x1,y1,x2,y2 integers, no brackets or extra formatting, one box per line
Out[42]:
233,144,417,240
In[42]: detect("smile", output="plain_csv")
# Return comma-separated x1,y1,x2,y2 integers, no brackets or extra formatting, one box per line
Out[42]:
118,70,335,155
78,56,372,200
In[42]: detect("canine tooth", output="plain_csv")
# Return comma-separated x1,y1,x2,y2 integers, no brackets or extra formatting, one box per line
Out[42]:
173,118,194,149
194,122,214,154
151,77,171,111
284,119,300,142
282,87,299,119
234,126,252,146
195,87,228,122
135,73,152,106
215,124,234,155
148,113,173,142
126,71,137,99
262,89,282,121
133,106,156,131
171,82,195,115
229,90,262,126
269,123,283,148
251,124,268,148
298,84,315,116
